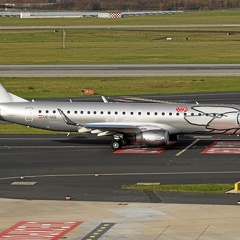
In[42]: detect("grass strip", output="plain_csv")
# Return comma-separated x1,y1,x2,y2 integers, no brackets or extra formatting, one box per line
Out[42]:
1,76,240,98
122,183,233,194
0,124,60,134
1,27,240,64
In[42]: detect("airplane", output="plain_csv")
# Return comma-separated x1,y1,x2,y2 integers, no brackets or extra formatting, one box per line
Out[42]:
0,84,240,150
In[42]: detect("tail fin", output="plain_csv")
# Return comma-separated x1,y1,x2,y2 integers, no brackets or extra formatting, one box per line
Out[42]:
0,84,28,103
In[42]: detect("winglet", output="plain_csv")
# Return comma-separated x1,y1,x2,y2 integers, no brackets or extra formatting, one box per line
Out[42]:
58,108,81,126
101,96,108,103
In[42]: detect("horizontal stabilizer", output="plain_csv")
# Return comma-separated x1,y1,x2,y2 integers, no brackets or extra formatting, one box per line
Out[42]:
0,84,28,102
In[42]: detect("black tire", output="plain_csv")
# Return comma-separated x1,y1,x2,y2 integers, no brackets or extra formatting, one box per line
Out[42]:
111,141,122,150
121,138,128,146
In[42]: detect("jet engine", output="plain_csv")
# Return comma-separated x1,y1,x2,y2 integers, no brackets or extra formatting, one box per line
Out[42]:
135,130,169,147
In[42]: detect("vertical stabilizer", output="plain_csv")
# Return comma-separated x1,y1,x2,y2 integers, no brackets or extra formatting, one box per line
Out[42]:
0,84,28,103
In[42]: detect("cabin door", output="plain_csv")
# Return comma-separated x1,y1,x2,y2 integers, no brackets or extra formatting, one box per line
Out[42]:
25,107,33,122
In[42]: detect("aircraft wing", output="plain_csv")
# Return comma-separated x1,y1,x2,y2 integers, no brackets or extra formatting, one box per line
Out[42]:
80,122,178,136
58,109,141,134
82,123,141,134
58,108,178,135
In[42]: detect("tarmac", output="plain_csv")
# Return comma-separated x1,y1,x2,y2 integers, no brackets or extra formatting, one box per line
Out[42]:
1,198,240,240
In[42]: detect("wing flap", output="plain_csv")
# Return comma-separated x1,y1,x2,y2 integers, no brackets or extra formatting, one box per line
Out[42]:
83,123,140,134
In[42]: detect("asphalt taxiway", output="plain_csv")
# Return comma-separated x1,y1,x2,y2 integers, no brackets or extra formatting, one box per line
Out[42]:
0,133,239,205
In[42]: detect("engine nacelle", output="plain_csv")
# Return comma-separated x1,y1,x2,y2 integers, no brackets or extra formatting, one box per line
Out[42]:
135,130,169,147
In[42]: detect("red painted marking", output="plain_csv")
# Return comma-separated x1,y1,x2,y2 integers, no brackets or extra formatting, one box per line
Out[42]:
208,141,218,148
0,221,83,240
115,148,165,154
114,141,176,154
202,141,240,154
176,106,188,113
201,148,211,154
213,141,240,148
203,147,240,154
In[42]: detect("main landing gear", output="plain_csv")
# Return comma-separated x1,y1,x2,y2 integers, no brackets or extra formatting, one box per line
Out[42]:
111,134,128,150
111,140,122,150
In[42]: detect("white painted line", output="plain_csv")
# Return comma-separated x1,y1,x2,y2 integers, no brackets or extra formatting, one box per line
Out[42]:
193,136,212,139
1,170,240,182
11,181,36,185
175,139,200,157
137,182,160,186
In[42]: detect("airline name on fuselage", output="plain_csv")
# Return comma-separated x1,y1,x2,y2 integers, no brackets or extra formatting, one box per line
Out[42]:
176,106,188,113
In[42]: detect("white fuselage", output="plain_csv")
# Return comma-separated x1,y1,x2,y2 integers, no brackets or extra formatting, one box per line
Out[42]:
1,101,240,135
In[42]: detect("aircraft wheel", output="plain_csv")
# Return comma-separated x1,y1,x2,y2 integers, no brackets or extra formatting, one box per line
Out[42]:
111,141,122,150
121,138,128,146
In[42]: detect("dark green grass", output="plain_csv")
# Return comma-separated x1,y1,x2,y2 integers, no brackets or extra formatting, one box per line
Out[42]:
1,76,240,98
0,27,239,64
0,11,240,64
